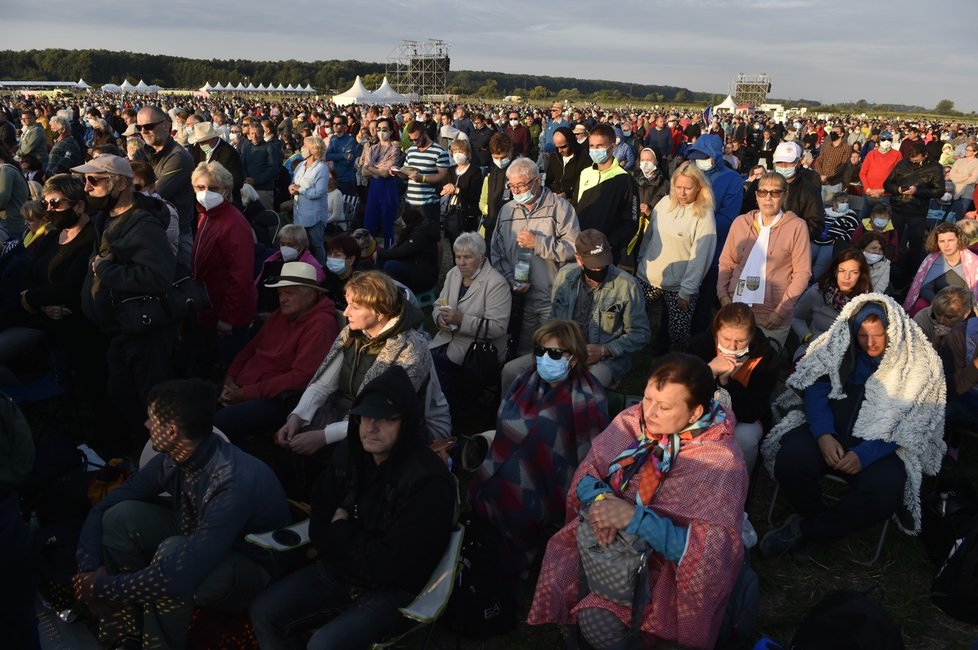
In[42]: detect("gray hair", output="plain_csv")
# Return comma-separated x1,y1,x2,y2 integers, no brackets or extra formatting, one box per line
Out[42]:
277,223,309,249
191,161,234,194
933,286,975,314
505,157,539,182
452,231,486,258
49,115,70,132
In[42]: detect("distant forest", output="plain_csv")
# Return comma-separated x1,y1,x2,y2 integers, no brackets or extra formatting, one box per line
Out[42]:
0,48,937,113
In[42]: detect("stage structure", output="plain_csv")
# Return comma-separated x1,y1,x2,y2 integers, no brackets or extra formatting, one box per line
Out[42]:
730,73,771,108
386,39,450,99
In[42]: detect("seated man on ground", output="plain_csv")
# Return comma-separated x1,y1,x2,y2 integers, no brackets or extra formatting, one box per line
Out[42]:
500,229,649,391
72,379,290,650
939,303,978,459
250,365,455,649
216,262,338,444
914,285,975,351
760,294,946,559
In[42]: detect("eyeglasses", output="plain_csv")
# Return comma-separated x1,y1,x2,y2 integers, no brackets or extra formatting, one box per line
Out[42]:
506,178,536,193
84,175,111,187
332,122,344,126
136,121,162,132
755,189,784,198
43,197,71,209
534,345,568,360
555,143,571,151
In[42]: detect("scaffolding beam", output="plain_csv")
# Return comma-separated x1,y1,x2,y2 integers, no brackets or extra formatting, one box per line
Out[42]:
386,39,450,100
730,73,771,108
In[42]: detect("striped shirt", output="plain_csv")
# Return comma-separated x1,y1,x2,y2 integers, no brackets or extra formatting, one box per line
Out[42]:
405,142,452,206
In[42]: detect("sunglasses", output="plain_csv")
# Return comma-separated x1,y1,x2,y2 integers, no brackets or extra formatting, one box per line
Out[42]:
534,345,568,360
84,175,111,186
137,121,162,131
755,189,784,198
43,197,71,209
376,128,391,132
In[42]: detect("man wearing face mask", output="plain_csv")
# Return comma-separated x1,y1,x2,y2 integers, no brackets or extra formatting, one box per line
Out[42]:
812,123,851,203
883,141,945,273
643,114,673,171
490,158,579,355
858,130,901,219
188,122,244,208
544,126,590,208
75,155,177,452
479,133,514,249
504,110,531,158
499,229,649,390
46,114,83,176
572,124,588,147
575,124,639,263
742,141,825,240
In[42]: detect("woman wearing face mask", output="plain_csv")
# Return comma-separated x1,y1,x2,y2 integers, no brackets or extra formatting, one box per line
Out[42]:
0,175,94,367
810,194,859,281
322,234,360,315
792,248,873,358
689,302,778,472
288,135,329,266
636,162,717,353
904,222,978,316
360,117,400,249
468,319,609,592
854,232,892,293
621,148,669,273
255,224,325,315
440,139,484,243
478,132,513,249
190,161,257,369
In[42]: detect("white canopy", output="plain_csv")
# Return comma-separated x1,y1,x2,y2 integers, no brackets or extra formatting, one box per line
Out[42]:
235,82,246,91
370,77,412,104
303,83,315,93
76,78,91,89
246,82,256,91
101,83,121,93
276,83,286,91
285,83,295,92
213,82,225,91
714,94,738,112
148,85,162,93
135,79,150,93
201,81,213,91
332,75,374,106
119,79,135,91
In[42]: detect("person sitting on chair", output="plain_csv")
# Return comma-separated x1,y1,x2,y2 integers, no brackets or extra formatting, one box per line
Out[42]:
72,379,290,650
760,294,946,559
255,224,325,316
250,365,455,649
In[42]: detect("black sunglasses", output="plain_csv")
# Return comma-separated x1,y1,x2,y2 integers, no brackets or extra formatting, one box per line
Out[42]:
136,121,163,131
755,189,784,198
534,345,568,360
43,197,71,209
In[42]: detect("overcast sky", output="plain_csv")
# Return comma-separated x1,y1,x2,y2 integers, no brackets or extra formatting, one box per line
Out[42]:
5,0,976,112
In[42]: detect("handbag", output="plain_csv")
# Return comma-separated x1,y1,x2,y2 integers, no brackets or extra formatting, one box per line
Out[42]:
462,318,500,387
576,503,651,606
114,276,210,333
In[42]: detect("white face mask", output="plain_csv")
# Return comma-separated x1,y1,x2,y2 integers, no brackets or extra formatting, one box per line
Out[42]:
280,245,300,262
717,343,750,359
694,158,714,171
196,189,224,211
452,152,469,165
493,157,510,170
639,161,657,175
836,202,849,212
872,217,889,229
878,140,892,152
509,119,519,127
863,251,883,264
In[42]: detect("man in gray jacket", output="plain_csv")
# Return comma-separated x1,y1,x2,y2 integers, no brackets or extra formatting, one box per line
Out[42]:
500,229,649,390
490,158,579,357
16,109,47,169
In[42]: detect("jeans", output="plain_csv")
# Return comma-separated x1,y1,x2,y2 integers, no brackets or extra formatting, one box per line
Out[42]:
214,395,295,445
773,426,906,543
381,260,437,295
250,561,413,650
363,176,399,248
810,243,835,284
304,221,326,266
99,501,271,650
858,194,890,220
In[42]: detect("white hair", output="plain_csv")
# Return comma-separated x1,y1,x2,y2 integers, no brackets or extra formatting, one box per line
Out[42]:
505,157,539,181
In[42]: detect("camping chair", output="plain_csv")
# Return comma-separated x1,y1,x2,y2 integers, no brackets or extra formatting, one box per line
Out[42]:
767,475,891,567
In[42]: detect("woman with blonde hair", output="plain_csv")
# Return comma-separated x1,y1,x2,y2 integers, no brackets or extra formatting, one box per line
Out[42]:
289,135,329,264
636,161,717,352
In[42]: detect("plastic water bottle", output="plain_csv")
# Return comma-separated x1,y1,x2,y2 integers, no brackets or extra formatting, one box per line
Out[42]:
514,247,531,290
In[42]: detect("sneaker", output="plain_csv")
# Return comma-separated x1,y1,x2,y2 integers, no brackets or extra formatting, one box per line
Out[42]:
760,514,805,559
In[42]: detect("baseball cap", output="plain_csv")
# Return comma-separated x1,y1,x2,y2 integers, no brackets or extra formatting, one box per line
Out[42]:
71,155,133,178
575,229,613,268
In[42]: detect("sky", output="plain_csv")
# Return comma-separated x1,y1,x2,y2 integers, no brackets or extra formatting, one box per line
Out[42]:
5,0,976,113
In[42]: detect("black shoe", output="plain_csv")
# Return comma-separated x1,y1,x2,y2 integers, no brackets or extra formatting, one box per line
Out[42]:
760,514,805,559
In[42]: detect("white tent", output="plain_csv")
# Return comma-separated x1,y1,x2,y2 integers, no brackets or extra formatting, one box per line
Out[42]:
235,82,246,91
101,83,121,93
370,76,412,104
303,83,315,93
135,79,150,93
246,82,256,91
332,76,374,106
76,78,91,89
201,81,213,92
148,85,162,93
120,79,135,92
285,83,294,92
276,83,286,91
213,82,225,91
257,83,267,91
714,94,738,113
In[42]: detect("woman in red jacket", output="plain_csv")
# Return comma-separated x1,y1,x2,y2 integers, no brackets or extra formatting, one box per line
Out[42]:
190,161,257,372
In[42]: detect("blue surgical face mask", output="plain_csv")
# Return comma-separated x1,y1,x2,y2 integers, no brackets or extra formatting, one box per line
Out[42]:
326,257,347,274
589,147,610,165
775,165,796,179
536,353,570,383
513,187,536,205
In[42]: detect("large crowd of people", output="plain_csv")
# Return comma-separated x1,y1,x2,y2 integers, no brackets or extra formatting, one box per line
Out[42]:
0,89,976,649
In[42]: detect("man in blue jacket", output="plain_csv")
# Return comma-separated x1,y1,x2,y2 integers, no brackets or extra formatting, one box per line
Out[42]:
324,116,361,197
686,134,745,332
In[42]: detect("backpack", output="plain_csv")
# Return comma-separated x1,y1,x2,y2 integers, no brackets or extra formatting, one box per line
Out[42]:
444,513,517,638
931,514,978,623
790,588,904,650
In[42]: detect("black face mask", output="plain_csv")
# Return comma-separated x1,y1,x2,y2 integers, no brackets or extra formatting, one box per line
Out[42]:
47,208,80,230
830,131,841,142
86,190,119,213
582,266,609,283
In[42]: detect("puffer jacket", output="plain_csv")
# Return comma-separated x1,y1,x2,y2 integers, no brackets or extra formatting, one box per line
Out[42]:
883,159,945,217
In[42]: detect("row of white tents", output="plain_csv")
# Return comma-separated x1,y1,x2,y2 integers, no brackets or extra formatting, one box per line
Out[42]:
201,81,316,93
332,76,413,106
101,79,162,93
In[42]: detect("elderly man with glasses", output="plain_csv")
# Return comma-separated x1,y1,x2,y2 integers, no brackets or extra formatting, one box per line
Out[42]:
324,114,361,197
73,155,178,456
16,109,48,170
132,105,195,270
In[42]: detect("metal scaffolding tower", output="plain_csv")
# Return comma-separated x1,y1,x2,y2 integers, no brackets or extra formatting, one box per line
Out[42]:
386,39,450,99
730,73,772,108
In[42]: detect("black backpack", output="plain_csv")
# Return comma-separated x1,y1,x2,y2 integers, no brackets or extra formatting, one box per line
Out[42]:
931,514,978,623
790,588,904,650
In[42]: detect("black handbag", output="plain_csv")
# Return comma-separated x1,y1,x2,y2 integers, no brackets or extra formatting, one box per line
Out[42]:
462,318,500,387
114,276,210,333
